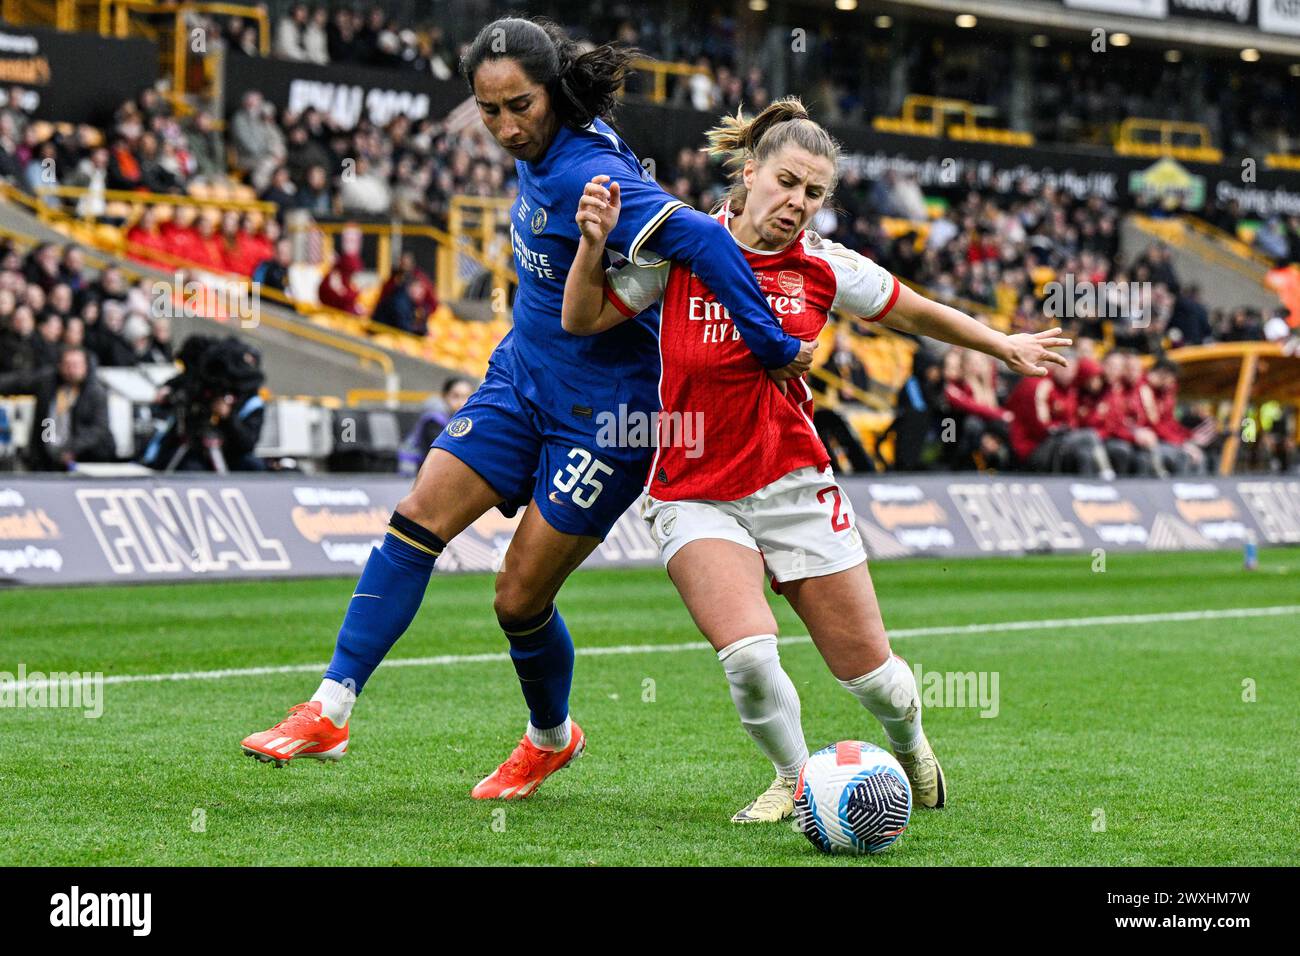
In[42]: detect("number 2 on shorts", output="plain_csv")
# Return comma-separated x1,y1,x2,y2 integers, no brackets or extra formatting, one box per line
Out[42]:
817,485,851,532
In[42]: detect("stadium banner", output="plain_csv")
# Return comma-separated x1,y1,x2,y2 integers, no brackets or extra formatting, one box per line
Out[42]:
1258,0,1300,34
0,25,158,125
1061,0,1169,17
221,54,466,131
1167,0,1256,25
1,475,1297,586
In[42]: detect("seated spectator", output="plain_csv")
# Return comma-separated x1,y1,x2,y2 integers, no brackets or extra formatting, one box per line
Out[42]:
327,8,361,63
218,210,263,275
0,346,115,470
318,251,365,314
1007,356,1112,477
87,300,137,367
126,206,170,263
62,315,86,351
46,283,74,319
59,245,90,306
229,91,286,192
122,314,162,364
33,311,64,368
261,164,298,212
92,265,130,305
1136,355,1205,475
0,304,40,374
67,147,110,218
397,376,474,476
303,7,330,65
296,163,334,216
106,134,144,191
136,132,183,193
1093,350,1158,476
372,274,432,335
185,111,223,181
191,215,229,272
285,125,330,183
1168,285,1212,347
941,348,1012,471
809,331,877,473
161,205,204,263
147,316,175,363
23,140,58,201
247,216,278,269
252,238,294,296
378,251,436,309
24,243,62,293
338,156,391,215
275,3,310,61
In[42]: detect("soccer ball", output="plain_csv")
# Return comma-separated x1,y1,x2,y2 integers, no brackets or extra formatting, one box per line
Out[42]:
794,741,912,854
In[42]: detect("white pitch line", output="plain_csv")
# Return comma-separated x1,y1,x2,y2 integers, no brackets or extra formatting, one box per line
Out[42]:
5,604,1299,694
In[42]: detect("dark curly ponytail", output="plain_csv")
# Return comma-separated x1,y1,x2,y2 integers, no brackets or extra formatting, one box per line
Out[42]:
461,17,640,129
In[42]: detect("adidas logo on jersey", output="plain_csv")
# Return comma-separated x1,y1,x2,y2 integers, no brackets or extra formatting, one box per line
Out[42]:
656,468,669,484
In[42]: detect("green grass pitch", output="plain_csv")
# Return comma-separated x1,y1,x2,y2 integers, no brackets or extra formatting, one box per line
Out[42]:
2,548,1298,866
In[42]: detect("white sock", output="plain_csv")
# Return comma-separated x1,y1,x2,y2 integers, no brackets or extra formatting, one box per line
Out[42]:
311,678,356,727
527,716,571,751
839,653,923,753
718,634,808,779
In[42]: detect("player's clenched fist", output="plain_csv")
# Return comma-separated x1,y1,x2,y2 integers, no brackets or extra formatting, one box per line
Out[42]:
576,174,621,244
767,339,816,385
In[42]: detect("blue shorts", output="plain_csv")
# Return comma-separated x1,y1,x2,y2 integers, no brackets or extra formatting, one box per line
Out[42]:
430,365,654,539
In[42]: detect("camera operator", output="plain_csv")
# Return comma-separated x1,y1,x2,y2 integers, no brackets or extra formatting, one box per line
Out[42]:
140,335,267,472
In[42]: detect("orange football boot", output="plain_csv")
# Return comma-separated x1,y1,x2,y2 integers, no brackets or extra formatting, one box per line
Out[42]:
241,701,348,767
470,721,586,799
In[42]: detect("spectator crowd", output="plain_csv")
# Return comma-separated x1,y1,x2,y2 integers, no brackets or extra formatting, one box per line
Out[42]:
0,238,175,471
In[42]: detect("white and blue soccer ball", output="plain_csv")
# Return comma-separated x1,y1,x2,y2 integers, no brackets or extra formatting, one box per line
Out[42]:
794,741,912,855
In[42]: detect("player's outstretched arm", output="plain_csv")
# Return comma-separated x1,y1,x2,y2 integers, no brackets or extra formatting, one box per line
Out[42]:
647,208,808,374
562,176,633,336
880,283,1071,377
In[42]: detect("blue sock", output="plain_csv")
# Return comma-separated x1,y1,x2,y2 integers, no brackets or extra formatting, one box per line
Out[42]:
323,512,444,693
502,604,574,731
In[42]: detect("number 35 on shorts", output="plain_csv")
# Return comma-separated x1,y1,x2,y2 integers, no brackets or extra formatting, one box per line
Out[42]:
552,447,616,509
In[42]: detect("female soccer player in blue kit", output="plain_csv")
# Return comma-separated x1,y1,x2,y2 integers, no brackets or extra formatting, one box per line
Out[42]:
240,17,814,798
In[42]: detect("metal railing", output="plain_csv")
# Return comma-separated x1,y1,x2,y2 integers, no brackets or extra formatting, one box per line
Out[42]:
1115,118,1222,163
626,57,709,104
33,184,275,217
873,95,1033,146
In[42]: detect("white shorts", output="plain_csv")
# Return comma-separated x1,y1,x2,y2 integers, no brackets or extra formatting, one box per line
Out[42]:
640,465,866,584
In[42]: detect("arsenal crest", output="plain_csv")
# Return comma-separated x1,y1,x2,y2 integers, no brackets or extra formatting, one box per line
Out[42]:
777,270,804,296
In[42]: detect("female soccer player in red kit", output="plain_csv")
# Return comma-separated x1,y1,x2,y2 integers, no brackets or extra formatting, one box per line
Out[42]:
562,98,1070,822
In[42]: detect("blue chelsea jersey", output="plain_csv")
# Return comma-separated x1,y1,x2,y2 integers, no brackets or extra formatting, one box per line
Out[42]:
497,117,686,422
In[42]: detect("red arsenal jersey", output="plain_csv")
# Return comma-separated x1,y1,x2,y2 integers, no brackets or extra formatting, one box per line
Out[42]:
604,208,900,501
